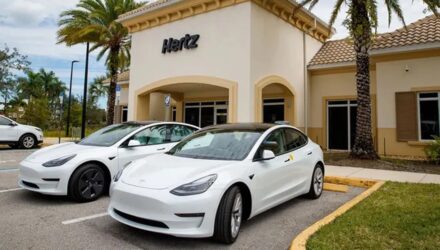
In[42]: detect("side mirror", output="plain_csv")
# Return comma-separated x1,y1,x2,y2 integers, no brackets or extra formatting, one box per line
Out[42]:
261,141,279,150
127,139,141,147
262,150,275,160
9,122,17,126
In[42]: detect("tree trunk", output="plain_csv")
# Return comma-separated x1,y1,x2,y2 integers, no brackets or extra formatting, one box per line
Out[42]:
106,47,119,126
350,0,379,160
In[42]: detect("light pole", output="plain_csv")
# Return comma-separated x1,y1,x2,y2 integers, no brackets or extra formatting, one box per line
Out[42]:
66,60,79,136
81,42,90,139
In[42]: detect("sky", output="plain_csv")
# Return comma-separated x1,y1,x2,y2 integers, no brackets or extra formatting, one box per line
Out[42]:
0,0,434,108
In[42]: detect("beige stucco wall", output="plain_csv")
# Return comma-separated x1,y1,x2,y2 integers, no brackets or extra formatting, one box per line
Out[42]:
375,56,440,157
128,2,252,121
308,70,377,148
250,3,323,127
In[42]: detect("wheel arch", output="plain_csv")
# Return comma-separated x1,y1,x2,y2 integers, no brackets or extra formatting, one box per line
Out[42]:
67,160,112,195
316,161,325,175
225,181,252,221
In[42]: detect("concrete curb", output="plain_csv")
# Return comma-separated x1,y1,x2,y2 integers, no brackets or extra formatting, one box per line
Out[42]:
290,176,385,250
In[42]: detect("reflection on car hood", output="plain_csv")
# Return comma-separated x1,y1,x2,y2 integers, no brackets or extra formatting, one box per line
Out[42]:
121,153,234,190
24,142,100,163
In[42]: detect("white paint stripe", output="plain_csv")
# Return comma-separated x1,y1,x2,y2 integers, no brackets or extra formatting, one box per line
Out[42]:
62,212,108,225
0,188,23,193
0,168,19,172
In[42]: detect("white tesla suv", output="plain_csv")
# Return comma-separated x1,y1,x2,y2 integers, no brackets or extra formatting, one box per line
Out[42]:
0,115,43,149
108,123,324,244
18,121,199,202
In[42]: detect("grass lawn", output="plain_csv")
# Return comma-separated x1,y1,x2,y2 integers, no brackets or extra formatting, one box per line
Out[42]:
307,182,440,250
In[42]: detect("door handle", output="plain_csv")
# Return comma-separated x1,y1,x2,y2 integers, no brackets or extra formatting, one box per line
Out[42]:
157,147,166,151
307,151,313,155
284,159,290,162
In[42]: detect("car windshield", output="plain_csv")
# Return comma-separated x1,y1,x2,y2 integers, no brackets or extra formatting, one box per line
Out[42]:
167,130,262,161
78,123,143,147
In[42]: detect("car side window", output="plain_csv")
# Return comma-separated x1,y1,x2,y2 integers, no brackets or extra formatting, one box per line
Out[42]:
169,125,197,142
283,128,308,151
131,125,168,146
0,117,11,125
256,129,286,159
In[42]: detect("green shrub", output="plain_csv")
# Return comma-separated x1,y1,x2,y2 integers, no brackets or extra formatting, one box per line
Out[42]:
425,136,440,164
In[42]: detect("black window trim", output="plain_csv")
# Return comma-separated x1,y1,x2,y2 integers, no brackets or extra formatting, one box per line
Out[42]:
253,127,309,162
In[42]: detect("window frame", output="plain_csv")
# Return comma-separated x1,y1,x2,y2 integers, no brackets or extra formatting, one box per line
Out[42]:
121,124,170,148
417,92,440,141
253,127,309,161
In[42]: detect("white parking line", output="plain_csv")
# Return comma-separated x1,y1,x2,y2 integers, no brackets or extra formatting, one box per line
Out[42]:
0,188,23,193
0,168,19,172
62,212,108,225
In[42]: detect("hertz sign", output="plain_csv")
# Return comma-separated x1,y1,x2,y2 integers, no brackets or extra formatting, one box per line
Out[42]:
162,34,200,54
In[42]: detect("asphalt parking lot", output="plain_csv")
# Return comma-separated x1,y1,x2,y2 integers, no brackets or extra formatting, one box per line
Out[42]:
0,149,364,250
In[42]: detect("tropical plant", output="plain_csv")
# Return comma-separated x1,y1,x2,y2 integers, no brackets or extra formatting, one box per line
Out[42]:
425,136,440,164
0,44,30,115
89,75,108,104
298,0,440,159
57,0,145,125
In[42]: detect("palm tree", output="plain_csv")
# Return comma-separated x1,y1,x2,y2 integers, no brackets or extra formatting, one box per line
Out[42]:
57,0,144,125
299,0,439,159
89,75,108,104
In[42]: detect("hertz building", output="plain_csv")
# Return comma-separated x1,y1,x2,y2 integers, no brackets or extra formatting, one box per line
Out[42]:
109,0,440,158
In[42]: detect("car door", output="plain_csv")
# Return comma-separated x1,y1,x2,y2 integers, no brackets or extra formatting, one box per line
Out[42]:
0,116,17,141
117,124,172,168
250,129,295,214
282,128,311,196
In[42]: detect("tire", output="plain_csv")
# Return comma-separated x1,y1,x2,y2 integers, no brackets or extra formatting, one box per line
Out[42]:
19,134,36,149
69,164,108,202
213,186,243,244
306,164,324,199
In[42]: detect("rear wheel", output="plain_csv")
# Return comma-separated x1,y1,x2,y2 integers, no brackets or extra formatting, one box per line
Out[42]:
69,164,107,202
307,164,324,199
19,134,36,149
213,186,243,244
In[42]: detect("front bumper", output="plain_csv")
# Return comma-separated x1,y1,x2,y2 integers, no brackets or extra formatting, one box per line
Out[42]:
18,160,70,195
108,181,223,238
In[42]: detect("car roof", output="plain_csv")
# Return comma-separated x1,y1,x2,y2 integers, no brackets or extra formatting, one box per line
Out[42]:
201,123,276,132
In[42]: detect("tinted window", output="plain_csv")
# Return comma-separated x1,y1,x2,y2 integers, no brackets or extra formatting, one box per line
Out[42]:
79,123,142,146
131,125,168,145
169,125,197,142
0,117,11,125
258,129,286,157
168,130,262,161
283,128,308,151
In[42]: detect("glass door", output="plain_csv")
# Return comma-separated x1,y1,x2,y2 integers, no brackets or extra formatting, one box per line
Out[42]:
327,100,357,150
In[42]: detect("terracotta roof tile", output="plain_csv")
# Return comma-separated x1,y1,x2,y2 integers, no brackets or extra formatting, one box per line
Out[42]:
309,15,440,67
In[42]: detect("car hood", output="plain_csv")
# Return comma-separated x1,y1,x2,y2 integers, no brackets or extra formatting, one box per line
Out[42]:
24,142,102,163
22,124,41,131
121,153,234,190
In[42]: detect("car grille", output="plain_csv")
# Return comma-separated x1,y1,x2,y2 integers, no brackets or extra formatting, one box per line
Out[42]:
114,209,169,229
22,181,39,189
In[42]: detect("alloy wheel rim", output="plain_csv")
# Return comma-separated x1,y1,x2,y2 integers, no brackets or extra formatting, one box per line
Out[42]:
23,136,34,148
230,193,242,238
78,169,104,199
314,168,323,195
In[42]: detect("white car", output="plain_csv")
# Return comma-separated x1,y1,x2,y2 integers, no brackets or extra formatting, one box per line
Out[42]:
0,115,43,149
18,121,199,202
108,123,324,244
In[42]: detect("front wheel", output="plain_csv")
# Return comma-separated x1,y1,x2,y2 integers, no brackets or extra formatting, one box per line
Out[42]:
19,134,36,149
213,186,243,244
306,164,324,199
69,164,107,202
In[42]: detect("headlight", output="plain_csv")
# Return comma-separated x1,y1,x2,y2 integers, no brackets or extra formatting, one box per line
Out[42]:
114,161,132,182
42,154,76,167
170,174,217,196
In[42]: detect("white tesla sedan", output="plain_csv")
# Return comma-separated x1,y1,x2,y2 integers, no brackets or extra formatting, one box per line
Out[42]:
108,123,324,244
18,121,199,202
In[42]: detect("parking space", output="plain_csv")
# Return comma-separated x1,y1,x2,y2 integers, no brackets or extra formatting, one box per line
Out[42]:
0,170,364,249
0,147,37,170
